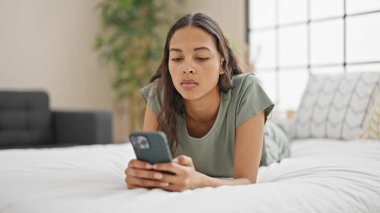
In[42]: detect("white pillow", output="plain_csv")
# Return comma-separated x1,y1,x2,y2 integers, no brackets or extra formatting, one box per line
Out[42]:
291,72,380,140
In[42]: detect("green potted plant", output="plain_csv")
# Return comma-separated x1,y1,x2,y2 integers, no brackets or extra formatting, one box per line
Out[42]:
94,0,184,137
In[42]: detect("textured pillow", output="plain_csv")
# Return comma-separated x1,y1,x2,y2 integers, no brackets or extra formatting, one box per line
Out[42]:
357,90,380,140
292,72,380,140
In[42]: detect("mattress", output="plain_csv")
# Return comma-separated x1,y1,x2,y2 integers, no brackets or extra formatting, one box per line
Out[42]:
0,139,379,213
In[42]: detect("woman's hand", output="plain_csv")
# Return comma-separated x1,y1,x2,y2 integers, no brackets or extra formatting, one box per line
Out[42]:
152,155,204,192
125,159,163,190
124,155,205,192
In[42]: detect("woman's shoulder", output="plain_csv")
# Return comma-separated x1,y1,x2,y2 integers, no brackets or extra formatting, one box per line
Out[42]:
229,72,272,105
141,78,160,89
229,72,274,125
139,79,163,115
139,79,160,97
231,72,261,91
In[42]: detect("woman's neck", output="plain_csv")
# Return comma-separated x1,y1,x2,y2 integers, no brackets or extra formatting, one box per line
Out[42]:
183,90,221,138
184,89,221,125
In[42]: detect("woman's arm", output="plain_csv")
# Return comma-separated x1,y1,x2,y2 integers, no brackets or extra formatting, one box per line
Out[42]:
152,112,265,191
203,111,265,186
233,111,265,183
142,105,159,131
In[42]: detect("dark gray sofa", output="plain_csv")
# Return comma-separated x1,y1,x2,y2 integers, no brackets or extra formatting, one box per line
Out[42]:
0,91,113,149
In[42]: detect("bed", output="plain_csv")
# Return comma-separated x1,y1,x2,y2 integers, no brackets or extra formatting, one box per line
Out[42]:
0,139,380,213
1,72,379,212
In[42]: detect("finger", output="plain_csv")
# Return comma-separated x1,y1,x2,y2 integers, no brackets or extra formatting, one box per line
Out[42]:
158,182,184,192
152,162,182,175
125,176,156,190
128,159,153,170
175,155,193,167
157,182,172,191
159,172,179,184
127,168,165,181
127,183,139,190
127,175,161,188
128,183,155,190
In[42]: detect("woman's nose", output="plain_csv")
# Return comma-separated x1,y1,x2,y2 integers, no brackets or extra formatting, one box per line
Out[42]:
182,65,196,74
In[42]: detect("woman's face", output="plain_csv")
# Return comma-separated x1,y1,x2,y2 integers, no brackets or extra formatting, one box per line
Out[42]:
168,25,223,101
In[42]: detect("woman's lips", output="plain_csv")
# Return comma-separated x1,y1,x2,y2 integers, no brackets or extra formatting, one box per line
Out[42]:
180,80,198,89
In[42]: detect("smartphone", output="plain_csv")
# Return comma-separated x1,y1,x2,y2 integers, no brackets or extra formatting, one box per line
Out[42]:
129,131,173,164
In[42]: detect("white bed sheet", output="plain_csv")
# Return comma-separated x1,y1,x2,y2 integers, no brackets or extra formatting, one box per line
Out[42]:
0,139,380,213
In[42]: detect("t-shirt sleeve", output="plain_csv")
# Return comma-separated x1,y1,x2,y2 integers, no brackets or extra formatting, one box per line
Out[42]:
139,80,162,116
236,74,274,127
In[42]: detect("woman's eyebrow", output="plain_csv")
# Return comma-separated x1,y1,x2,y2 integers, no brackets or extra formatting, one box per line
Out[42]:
169,47,211,52
169,48,182,52
193,47,211,51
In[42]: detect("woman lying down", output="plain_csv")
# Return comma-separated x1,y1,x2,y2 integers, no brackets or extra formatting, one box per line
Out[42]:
125,12,290,192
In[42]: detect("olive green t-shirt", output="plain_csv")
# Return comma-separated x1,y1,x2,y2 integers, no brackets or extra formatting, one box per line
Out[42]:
139,73,274,177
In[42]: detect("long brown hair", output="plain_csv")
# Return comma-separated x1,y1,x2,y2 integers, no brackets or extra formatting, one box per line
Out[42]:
150,13,243,154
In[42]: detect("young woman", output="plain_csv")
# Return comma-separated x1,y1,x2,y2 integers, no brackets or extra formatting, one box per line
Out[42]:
125,13,289,192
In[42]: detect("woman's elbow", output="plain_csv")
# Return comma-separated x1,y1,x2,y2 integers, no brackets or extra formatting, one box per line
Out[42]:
234,176,257,184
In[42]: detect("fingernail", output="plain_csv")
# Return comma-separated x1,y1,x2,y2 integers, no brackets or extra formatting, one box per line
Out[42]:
160,182,169,187
152,164,157,169
146,164,152,169
154,173,163,179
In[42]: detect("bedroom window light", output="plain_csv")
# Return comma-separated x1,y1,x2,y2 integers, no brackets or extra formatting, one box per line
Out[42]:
278,70,309,114
248,0,380,115
346,0,380,14
250,0,276,29
310,20,343,65
278,0,307,25
346,64,380,73
310,0,343,20
279,25,308,68
346,13,380,64
255,70,277,104
250,30,276,69
310,66,344,74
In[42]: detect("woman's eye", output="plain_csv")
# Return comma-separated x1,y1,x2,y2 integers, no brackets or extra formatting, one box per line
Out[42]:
171,58,183,62
196,57,209,61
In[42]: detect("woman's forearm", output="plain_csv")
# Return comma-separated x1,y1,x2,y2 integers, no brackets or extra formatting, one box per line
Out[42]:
198,173,255,188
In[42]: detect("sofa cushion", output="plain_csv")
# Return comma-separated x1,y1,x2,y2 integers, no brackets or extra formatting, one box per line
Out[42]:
0,91,53,147
291,72,380,140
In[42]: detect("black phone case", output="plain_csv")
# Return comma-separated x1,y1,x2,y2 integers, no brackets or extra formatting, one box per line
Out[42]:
129,131,173,164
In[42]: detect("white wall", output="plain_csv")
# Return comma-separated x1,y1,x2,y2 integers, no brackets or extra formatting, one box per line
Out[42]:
0,0,247,143
0,0,113,110
182,0,248,64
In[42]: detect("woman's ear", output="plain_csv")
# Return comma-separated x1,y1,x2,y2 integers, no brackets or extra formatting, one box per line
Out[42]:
219,68,224,75
219,58,225,75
